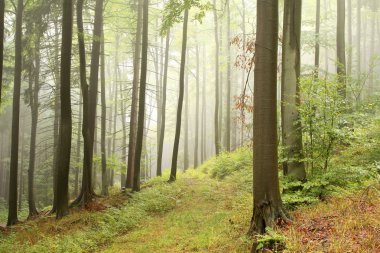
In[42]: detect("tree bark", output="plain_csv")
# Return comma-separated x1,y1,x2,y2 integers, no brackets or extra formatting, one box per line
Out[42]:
213,0,220,156
28,36,41,217
357,0,361,79
194,43,200,168
157,30,170,176
184,49,189,171
225,0,231,152
56,0,73,219
315,0,320,76
127,0,143,188
100,32,108,196
169,9,189,181
74,0,104,206
281,0,306,180
249,0,286,235
337,0,346,98
347,0,352,77
133,0,149,191
7,0,23,226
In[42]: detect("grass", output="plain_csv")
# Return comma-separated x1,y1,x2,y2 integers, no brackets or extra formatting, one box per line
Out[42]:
0,118,379,252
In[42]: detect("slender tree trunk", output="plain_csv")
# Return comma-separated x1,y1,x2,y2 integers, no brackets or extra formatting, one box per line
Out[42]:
56,0,73,219
315,0,320,76
127,0,143,188
119,66,127,188
240,0,246,147
51,19,60,213
7,0,23,226
281,0,306,180
100,32,108,196
194,43,200,168
75,0,104,205
133,0,149,191
157,30,170,176
0,0,4,104
169,9,189,181
357,0,361,79
369,2,375,93
337,0,346,98
201,46,206,163
249,0,286,235
28,37,41,217
347,0,352,78
184,49,189,171
225,0,231,152
75,94,82,196
213,0,220,156
18,116,25,211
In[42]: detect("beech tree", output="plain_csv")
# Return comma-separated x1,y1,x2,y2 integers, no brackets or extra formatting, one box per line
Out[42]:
249,0,287,234
281,0,306,181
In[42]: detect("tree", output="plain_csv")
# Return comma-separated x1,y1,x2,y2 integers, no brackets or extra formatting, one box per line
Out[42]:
157,30,170,176
74,0,104,205
56,0,73,219
357,0,361,79
133,0,149,191
249,0,287,234
0,0,4,104
127,0,143,187
213,0,220,156
337,0,346,98
169,8,189,182
193,43,200,168
314,0,320,76
7,0,23,226
225,0,231,152
100,32,108,196
281,0,306,181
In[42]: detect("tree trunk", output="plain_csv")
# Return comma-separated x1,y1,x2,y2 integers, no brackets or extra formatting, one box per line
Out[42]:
74,0,104,205
249,0,286,235
169,9,189,181
157,30,170,176
127,0,143,188
133,0,149,191
213,0,220,156
75,94,82,196
369,2,375,93
315,0,320,76
337,0,346,98
225,0,231,152
7,0,23,226
100,32,108,196
194,43,200,168
347,0,352,77
281,0,306,180
184,49,189,171
119,64,127,188
56,0,73,219
357,0,361,79
0,0,4,104
201,46,207,163
28,36,41,217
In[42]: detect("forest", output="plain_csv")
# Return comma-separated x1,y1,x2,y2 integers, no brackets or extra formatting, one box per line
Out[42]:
0,0,379,252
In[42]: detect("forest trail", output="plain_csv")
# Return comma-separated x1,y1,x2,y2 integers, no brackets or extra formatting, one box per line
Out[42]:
102,175,250,253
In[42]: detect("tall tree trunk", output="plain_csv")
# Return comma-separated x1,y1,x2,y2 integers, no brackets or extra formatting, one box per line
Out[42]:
315,0,320,76
28,37,41,217
157,30,170,176
213,0,220,155
201,46,206,163
56,0,73,219
369,2,375,93
169,9,189,181
74,0,104,205
51,19,60,213
133,0,149,191
347,0,352,78
249,0,286,235
184,49,189,171
18,115,25,211
337,0,346,98
0,0,4,104
194,43,200,168
281,0,306,180
240,0,246,147
100,32,108,196
119,65,127,188
127,0,143,188
75,94,82,196
7,0,23,226
225,0,231,152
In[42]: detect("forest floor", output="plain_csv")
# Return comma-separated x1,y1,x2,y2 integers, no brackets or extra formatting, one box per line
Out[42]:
1,118,380,252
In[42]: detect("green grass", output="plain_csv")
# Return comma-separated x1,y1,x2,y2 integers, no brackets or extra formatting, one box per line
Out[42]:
0,118,379,253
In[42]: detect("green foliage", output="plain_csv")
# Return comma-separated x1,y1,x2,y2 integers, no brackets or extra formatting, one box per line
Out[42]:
160,0,212,35
199,147,252,179
298,76,351,171
255,228,286,252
